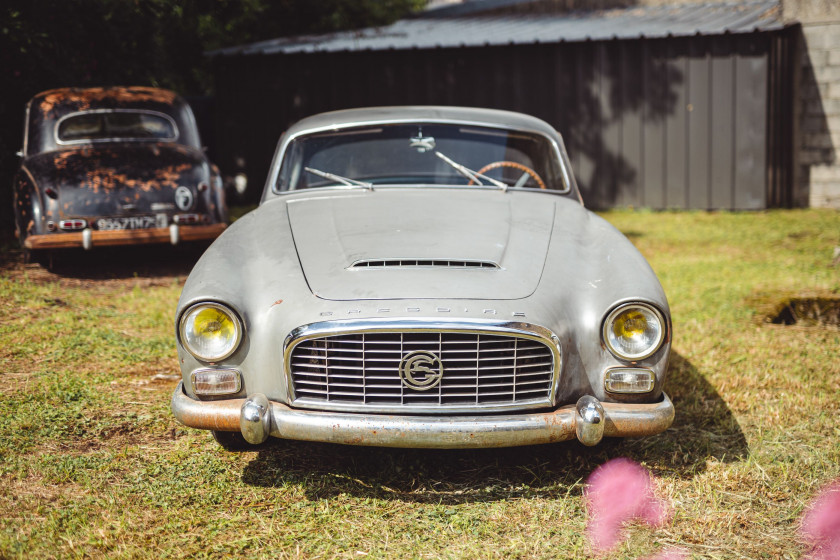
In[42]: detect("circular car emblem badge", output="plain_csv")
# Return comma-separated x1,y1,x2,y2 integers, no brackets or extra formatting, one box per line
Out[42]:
399,351,443,391
174,186,194,211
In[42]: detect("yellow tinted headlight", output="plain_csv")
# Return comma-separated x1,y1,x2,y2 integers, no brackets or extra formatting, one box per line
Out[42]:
603,303,665,361
179,303,242,362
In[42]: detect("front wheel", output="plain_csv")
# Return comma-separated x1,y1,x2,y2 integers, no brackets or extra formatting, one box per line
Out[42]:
23,248,54,269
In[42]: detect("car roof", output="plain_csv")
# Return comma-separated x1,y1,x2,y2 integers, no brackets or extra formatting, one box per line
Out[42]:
29,86,182,120
284,106,560,138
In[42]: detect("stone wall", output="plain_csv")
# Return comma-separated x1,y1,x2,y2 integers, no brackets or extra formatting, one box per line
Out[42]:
785,0,840,208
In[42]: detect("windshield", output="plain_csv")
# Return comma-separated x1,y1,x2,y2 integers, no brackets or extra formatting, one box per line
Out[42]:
57,111,177,143
277,124,566,191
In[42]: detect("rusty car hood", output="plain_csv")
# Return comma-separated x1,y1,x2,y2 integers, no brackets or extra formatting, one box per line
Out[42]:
24,143,208,218
286,189,555,300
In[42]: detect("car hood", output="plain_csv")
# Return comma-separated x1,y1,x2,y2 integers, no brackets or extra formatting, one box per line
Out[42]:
286,189,556,300
25,143,208,217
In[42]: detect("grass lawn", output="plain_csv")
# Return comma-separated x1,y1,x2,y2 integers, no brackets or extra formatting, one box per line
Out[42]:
1,209,838,559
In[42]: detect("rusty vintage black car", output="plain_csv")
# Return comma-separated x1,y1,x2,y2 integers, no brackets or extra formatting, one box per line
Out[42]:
13,86,228,264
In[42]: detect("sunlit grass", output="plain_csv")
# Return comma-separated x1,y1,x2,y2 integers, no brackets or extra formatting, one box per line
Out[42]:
1,209,838,559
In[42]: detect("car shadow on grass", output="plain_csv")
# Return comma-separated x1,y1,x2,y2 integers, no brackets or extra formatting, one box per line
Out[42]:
0,243,208,281
240,352,747,504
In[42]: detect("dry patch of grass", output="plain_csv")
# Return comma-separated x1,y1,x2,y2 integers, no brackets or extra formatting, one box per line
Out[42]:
1,210,839,559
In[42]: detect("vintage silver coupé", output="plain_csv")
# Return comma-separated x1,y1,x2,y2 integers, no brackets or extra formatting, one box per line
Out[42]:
171,106,674,450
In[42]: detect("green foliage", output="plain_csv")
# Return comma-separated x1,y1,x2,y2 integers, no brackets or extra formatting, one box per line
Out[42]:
1,0,424,94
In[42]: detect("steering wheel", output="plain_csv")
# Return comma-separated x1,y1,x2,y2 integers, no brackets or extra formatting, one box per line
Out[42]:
468,161,546,190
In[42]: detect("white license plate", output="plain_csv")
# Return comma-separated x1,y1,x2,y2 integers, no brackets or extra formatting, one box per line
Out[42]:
96,216,160,230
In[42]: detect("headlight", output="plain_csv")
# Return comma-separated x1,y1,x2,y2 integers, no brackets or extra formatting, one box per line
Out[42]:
603,303,666,361
179,302,242,362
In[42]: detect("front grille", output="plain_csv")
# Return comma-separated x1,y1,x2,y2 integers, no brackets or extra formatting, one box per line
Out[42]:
350,259,498,269
287,329,557,412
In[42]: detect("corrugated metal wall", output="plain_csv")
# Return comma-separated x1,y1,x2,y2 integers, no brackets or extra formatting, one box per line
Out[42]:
214,31,793,209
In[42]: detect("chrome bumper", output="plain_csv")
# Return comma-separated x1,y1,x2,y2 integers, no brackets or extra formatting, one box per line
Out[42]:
170,382,674,449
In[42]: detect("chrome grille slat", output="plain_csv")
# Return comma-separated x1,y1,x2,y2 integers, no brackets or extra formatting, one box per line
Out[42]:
328,356,402,363
297,349,362,355
301,364,366,372
288,328,556,411
440,363,553,373
293,373,329,380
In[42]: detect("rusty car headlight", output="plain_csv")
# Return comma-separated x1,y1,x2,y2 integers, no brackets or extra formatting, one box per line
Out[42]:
179,302,242,362
603,303,666,361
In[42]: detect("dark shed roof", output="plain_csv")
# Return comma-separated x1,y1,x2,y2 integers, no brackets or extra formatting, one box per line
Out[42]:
211,1,783,57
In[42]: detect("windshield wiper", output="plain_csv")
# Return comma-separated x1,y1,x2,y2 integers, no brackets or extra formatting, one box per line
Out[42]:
304,167,374,190
434,151,508,192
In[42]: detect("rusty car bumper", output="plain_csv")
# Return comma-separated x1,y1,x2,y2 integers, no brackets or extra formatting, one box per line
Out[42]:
24,223,226,250
170,382,674,448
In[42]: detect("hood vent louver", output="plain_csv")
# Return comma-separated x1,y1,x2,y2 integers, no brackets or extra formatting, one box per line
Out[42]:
350,259,499,269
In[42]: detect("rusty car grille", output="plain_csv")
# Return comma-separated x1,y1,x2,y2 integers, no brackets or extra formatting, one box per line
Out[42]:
286,327,558,413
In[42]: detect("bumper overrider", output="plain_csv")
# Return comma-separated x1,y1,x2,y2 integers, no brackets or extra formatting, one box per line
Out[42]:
24,223,227,250
170,382,675,448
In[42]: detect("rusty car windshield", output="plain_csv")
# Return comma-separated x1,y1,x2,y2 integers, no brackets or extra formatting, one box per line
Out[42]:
57,110,177,144
277,124,565,191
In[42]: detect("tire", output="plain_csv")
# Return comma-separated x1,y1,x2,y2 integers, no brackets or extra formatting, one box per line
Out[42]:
23,248,53,269
211,430,266,452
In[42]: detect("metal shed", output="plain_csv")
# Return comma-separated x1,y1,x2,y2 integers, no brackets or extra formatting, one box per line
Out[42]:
212,1,797,209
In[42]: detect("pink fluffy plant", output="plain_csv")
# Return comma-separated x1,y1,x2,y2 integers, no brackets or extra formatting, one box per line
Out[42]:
585,458,672,553
800,479,840,560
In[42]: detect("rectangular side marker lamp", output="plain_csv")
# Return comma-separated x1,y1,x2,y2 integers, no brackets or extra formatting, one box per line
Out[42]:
191,369,242,396
605,368,655,394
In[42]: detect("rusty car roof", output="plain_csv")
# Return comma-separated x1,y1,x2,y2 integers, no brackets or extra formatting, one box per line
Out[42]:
23,86,201,156
30,86,181,120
